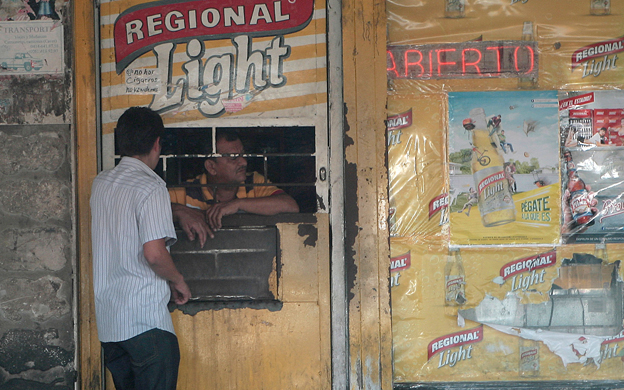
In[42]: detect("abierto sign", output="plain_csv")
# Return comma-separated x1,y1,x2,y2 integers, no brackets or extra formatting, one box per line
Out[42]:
387,41,538,80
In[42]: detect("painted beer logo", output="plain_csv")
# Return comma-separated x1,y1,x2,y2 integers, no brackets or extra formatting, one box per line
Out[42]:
497,251,556,292
428,325,483,367
111,0,315,117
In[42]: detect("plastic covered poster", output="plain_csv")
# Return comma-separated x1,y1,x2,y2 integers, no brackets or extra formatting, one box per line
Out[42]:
391,239,624,382
387,94,448,242
448,91,561,245
386,0,623,95
559,90,624,244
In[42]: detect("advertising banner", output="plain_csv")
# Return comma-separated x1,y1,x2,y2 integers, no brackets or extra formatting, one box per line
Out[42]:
99,0,328,133
387,94,448,242
448,91,560,245
392,240,624,382
559,90,624,244
0,21,63,75
387,0,624,385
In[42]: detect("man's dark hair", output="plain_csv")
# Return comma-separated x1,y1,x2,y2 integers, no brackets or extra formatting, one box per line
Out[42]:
204,129,242,155
216,129,241,144
115,107,165,157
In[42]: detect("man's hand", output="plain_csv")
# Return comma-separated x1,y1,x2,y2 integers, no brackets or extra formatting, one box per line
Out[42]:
561,186,598,235
204,193,300,230
205,200,241,230
171,203,213,245
169,279,192,305
144,238,192,305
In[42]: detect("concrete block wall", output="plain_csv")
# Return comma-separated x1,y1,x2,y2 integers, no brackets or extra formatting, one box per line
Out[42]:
171,226,278,301
0,124,75,389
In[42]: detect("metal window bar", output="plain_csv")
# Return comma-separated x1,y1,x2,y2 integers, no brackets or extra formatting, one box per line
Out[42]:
160,153,316,186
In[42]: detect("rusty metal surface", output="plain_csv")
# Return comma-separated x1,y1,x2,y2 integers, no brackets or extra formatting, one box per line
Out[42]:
171,217,331,390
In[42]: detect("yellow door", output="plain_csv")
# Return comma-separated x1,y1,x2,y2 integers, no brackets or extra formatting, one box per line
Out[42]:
87,0,333,388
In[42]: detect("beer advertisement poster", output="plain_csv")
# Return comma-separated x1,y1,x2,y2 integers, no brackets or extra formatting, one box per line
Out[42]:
387,94,449,242
559,90,624,244
391,239,624,381
448,91,560,245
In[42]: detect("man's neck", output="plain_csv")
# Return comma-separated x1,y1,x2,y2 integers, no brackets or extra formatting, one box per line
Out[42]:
212,185,238,203
129,154,157,170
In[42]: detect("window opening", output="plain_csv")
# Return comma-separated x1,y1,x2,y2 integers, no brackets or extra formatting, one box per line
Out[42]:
115,126,318,213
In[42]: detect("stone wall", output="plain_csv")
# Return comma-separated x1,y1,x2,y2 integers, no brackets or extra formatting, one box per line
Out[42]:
0,124,74,389
0,1,75,388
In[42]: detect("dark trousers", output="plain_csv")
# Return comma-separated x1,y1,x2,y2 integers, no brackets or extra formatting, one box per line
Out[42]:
102,328,180,390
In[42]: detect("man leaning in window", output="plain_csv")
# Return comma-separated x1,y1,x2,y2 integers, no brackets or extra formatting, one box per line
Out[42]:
170,129,299,246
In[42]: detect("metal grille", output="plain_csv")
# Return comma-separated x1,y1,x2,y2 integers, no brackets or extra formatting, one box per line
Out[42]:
147,126,318,213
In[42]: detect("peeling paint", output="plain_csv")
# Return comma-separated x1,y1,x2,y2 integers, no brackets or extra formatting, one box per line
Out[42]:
0,131,66,175
297,224,318,247
0,378,72,390
345,161,359,303
170,300,284,315
0,276,70,321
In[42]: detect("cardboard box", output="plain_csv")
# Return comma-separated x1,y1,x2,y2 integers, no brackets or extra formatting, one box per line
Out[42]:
553,263,615,290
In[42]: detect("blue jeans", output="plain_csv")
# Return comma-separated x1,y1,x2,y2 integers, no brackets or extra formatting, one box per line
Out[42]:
102,329,180,390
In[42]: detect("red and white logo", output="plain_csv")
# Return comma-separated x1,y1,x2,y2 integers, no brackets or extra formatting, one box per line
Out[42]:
428,325,483,360
387,109,413,131
499,250,556,281
390,252,411,272
601,199,624,223
429,193,449,219
559,93,595,111
113,0,314,73
571,37,624,71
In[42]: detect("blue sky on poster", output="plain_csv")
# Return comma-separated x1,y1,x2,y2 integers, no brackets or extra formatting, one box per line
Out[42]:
448,90,560,169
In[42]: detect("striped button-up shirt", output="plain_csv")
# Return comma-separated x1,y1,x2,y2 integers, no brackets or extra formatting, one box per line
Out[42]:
90,156,177,342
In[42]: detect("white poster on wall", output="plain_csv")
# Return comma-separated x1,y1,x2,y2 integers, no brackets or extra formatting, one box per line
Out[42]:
0,21,63,75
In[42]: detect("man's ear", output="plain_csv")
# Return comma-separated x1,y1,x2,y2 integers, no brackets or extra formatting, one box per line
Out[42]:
204,159,217,175
152,137,161,152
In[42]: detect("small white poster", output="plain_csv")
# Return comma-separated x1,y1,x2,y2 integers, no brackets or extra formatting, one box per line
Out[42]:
124,67,161,95
0,21,63,75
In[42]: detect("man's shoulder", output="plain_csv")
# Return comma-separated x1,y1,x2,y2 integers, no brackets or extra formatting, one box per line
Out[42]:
94,161,165,194
245,172,284,198
249,171,268,183
169,173,209,205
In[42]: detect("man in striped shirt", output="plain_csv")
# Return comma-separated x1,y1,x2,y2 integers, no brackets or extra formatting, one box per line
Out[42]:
90,107,191,390
170,129,299,246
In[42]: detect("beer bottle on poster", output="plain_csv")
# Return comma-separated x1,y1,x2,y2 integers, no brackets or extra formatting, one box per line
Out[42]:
468,108,516,227
444,248,466,306
590,0,610,15
445,0,465,18
519,338,540,377
564,151,594,226
518,22,537,89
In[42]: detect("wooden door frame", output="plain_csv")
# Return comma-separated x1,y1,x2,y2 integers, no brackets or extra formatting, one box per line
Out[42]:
73,0,100,386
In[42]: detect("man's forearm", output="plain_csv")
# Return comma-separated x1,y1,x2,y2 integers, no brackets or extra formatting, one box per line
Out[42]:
235,193,299,215
143,238,184,284
144,238,192,304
